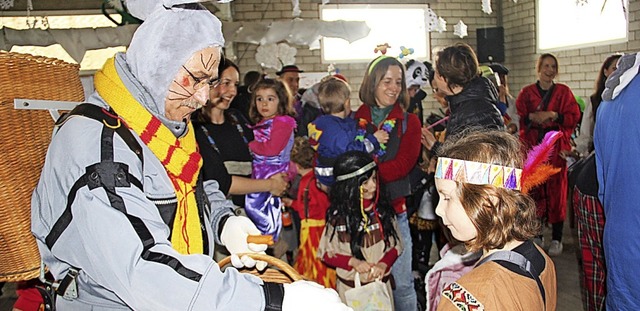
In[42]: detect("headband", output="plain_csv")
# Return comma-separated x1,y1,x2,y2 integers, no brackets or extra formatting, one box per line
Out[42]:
435,157,522,190
335,161,377,182
368,55,393,74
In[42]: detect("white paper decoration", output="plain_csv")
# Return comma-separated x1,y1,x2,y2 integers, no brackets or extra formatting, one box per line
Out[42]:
435,17,447,33
425,8,439,32
482,0,493,14
453,20,468,38
255,43,297,70
291,0,301,17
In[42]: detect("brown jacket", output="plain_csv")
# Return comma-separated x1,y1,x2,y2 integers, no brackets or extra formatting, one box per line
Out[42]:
437,245,556,310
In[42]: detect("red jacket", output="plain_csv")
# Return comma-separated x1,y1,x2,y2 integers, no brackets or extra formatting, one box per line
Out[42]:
516,83,580,153
355,103,421,213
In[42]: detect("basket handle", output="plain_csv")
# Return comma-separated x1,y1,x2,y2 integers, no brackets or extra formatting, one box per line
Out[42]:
218,253,303,282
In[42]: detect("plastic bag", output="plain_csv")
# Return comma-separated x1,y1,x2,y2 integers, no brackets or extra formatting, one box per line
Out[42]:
344,272,393,311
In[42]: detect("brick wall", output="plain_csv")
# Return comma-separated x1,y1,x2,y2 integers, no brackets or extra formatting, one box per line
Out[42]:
230,0,639,116
502,0,639,103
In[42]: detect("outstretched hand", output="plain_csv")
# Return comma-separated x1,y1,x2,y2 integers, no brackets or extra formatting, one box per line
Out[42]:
220,216,269,271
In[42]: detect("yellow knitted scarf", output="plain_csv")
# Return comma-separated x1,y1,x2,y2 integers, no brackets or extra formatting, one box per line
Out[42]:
94,57,203,255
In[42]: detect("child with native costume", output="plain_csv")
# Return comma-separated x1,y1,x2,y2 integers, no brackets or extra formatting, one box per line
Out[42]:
434,130,558,310
246,79,297,241
307,77,388,190
284,137,337,288
318,151,403,306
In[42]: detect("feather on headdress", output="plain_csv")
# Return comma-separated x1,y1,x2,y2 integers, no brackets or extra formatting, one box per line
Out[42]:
521,131,563,194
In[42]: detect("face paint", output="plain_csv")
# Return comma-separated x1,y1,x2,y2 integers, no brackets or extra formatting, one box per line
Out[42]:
181,76,190,87
165,46,221,122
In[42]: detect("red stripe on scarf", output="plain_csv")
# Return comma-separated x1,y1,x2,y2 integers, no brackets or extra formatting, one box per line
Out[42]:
140,118,162,144
163,144,178,166
178,152,202,182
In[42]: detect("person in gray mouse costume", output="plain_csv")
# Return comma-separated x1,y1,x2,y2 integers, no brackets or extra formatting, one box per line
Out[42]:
30,0,351,310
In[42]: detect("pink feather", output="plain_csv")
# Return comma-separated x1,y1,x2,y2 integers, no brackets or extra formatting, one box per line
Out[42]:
521,131,562,192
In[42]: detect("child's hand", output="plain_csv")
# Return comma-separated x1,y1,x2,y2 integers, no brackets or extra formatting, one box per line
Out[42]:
349,257,373,274
282,197,293,207
369,262,387,280
373,129,389,144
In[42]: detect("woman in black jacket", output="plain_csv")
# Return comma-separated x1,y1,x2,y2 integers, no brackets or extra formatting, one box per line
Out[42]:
421,43,504,151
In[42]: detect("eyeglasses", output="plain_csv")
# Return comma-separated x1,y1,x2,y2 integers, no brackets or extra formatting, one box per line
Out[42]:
182,66,219,90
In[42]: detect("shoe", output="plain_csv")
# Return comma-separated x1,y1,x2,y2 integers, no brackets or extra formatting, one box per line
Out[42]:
548,240,563,256
533,237,544,248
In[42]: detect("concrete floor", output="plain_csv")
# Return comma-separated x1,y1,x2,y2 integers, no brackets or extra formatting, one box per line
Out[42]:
0,222,584,310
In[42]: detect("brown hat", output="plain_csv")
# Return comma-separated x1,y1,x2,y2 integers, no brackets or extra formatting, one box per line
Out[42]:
276,65,304,76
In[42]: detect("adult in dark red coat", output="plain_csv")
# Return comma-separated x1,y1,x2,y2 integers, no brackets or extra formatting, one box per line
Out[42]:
354,55,421,311
516,53,581,256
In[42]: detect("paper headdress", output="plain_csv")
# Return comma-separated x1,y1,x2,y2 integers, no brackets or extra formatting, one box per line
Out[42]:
435,157,522,190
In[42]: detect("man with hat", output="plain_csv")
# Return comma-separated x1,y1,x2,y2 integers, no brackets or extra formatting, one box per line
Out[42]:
276,65,307,135
276,65,304,98
30,1,350,310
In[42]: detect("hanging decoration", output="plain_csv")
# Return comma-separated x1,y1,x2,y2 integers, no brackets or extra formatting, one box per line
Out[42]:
291,0,301,17
482,0,493,14
374,43,391,55
435,17,447,33
24,0,49,30
327,63,340,75
255,43,297,70
453,20,468,38
425,8,440,32
0,0,14,10
398,46,414,59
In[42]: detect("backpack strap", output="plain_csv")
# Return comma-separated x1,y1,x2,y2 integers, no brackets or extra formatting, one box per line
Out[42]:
46,104,144,250
476,250,546,309
402,111,408,135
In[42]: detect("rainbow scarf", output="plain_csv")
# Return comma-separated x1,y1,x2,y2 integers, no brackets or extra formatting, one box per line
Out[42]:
94,57,203,255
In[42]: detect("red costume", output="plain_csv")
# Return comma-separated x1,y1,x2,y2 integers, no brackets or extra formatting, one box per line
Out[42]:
516,83,580,223
290,171,336,288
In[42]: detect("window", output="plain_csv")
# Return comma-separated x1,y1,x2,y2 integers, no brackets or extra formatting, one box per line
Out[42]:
320,4,430,63
537,0,629,51
1,14,126,71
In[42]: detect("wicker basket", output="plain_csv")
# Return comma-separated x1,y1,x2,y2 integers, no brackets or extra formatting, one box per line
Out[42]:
0,51,84,282
218,253,303,283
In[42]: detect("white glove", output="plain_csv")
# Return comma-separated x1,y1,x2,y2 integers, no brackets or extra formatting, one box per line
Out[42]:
220,216,269,270
282,281,353,311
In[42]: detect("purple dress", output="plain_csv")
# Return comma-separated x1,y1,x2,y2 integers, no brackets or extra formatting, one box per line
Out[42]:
245,115,296,240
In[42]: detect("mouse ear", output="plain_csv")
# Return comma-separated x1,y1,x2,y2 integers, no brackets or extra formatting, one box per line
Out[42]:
124,0,162,21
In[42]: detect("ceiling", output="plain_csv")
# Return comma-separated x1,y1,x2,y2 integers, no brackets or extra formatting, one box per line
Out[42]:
1,0,222,16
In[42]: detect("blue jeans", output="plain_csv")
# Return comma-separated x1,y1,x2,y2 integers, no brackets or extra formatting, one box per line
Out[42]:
391,211,417,311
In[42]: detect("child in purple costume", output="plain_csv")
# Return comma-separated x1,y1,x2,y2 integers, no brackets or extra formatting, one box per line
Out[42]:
246,79,297,240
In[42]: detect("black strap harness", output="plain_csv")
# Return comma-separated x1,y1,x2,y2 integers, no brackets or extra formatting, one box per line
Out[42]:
476,249,547,309
44,104,212,303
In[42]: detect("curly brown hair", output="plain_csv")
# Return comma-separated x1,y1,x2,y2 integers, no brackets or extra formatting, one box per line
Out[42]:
437,130,540,252
290,137,315,169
